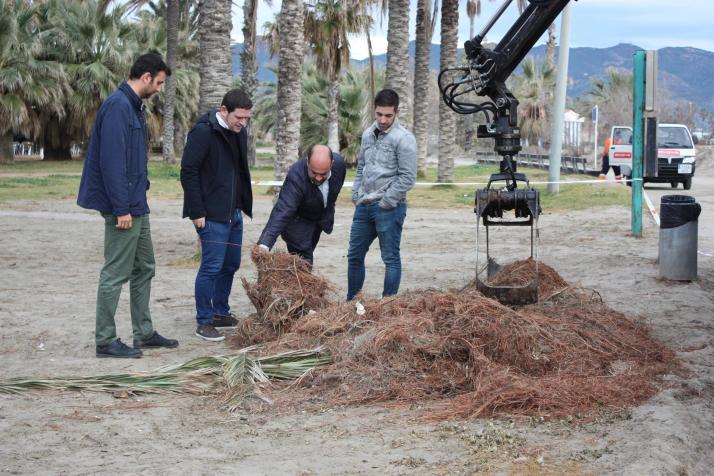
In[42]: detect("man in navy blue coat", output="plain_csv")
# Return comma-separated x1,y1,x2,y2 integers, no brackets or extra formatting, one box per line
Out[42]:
257,144,346,264
78,53,178,359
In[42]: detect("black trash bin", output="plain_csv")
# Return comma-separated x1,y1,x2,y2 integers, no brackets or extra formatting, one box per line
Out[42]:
659,195,701,280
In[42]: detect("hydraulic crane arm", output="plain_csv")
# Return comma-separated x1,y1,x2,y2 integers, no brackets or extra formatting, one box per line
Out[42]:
440,0,572,141
437,0,575,305
476,0,572,84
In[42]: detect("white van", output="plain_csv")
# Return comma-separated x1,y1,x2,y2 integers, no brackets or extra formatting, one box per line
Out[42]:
608,123,697,190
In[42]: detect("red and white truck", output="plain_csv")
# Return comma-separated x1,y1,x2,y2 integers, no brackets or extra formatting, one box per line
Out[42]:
608,123,697,190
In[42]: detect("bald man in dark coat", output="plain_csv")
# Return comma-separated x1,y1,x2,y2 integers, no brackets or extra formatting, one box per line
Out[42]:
257,144,346,264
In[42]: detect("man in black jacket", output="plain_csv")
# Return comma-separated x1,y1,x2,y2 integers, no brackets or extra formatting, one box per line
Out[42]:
180,89,253,342
257,144,346,265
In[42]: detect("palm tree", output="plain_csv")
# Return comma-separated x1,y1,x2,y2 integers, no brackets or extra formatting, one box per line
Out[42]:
515,0,556,126
336,66,383,162
588,68,633,139
511,56,554,147
241,0,259,166
198,0,232,114
365,24,376,101
253,62,382,165
300,63,330,149
275,0,305,181
304,0,371,152
162,0,179,163
167,64,200,151
462,0,493,154
413,0,437,176
132,0,200,153
466,0,478,39
545,24,556,70
0,0,67,162
300,63,383,164
38,0,134,160
437,0,458,183
251,66,278,139
384,0,411,127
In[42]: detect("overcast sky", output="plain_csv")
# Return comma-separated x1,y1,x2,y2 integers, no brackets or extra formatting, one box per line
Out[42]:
231,0,714,60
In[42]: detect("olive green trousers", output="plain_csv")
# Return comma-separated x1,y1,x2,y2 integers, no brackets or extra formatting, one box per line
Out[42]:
95,214,155,346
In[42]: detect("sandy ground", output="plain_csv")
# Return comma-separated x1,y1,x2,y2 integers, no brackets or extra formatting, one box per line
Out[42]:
1,156,713,475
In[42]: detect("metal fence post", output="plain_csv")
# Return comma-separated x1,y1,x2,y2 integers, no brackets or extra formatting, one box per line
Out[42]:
632,51,646,237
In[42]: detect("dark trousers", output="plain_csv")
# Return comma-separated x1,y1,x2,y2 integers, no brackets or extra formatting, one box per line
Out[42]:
600,155,621,176
281,219,323,265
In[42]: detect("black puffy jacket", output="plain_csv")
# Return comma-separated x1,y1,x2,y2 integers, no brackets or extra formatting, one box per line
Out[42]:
180,111,253,222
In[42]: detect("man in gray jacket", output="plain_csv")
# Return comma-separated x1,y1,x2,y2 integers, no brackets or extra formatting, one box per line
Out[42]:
346,89,417,300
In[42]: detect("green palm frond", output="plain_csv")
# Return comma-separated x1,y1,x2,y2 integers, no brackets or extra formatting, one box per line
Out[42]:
0,347,331,404
510,55,555,145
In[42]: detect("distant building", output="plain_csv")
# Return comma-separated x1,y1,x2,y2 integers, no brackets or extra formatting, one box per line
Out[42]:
563,109,585,147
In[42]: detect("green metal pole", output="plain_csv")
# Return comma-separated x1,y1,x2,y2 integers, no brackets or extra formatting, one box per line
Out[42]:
632,51,645,237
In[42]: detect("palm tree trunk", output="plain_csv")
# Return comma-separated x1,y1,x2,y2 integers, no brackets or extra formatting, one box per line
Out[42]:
198,0,233,115
366,29,376,103
467,0,478,39
43,146,72,161
326,78,340,151
545,23,557,70
174,122,185,156
413,0,433,177
0,131,13,163
545,23,557,146
162,0,179,163
384,0,411,128
438,0,458,183
275,0,304,182
40,115,72,160
241,0,258,166
466,1,479,153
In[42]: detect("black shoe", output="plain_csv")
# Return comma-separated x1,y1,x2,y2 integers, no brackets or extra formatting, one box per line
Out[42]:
212,313,239,328
195,324,225,342
96,339,142,359
133,331,179,349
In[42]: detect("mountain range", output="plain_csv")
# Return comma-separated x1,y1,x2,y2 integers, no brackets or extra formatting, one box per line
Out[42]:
231,40,714,110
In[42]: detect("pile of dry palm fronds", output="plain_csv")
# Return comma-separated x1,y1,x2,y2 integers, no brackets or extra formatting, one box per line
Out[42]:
233,249,338,346
474,258,571,300
230,256,678,420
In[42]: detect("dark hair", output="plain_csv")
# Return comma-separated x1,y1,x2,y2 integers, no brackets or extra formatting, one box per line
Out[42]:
374,88,399,109
129,53,171,80
221,88,253,112
306,144,333,162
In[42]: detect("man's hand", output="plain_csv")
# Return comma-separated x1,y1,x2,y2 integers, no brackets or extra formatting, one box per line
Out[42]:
116,214,132,230
255,243,269,253
192,217,206,228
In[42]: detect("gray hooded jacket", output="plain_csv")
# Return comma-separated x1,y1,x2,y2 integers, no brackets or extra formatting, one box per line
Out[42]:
352,120,417,208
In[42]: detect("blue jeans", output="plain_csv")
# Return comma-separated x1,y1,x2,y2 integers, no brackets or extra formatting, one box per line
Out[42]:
347,203,406,300
194,209,243,324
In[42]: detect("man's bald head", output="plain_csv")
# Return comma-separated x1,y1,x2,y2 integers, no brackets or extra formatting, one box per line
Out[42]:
307,144,333,185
